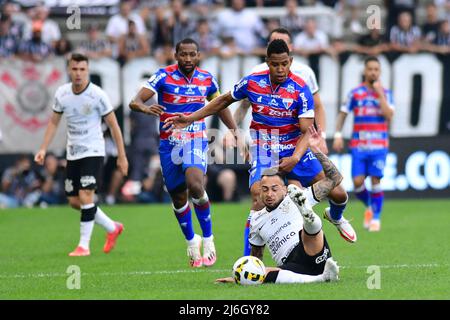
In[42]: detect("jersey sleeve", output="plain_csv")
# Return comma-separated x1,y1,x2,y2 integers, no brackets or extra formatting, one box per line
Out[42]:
230,76,249,101
340,91,354,113
304,65,319,94
297,85,315,119
206,75,220,101
52,89,63,113
248,216,265,247
98,89,114,116
143,69,167,94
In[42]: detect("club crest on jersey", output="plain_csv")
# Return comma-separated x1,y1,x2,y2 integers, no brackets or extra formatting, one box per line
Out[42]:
81,103,92,115
282,98,294,109
199,86,207,96
286,84,295,93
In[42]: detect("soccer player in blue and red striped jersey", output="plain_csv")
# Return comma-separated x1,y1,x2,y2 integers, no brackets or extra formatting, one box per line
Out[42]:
333,56,394,232
129,38,239,267
165,39,357,246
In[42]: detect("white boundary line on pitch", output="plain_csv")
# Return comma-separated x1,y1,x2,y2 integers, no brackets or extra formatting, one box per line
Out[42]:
0,263,443,279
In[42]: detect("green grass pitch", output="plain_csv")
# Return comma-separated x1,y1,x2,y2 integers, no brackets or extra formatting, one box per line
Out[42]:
0,199,449,299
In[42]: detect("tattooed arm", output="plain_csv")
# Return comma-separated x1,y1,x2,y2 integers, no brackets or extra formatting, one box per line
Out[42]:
250,245,265,260
307,126,343,201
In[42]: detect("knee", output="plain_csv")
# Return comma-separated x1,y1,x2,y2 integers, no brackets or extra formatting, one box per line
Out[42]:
187,179,204,197
329,185,348,203
68,198,80,210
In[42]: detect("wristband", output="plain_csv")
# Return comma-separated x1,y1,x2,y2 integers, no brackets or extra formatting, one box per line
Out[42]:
334,132,342,139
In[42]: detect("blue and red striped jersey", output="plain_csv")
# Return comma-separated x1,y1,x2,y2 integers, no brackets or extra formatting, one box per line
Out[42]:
341,84,394,151
143,64,220,146
231,70,314,153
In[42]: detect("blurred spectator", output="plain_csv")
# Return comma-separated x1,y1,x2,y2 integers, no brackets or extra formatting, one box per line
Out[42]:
0,14,18,58
151,6,174,64
422,3,441,44
219,34,243,58
191,18,221,57
345,4,364,39
77,23,112,60
118,20,150,64
293,18,333,57
385,0,417,32
353,28,389,56
389,11,421,53
424,19,450,54
18,21,53,62
1,1,28,39
166,0,196,46
281,0,304,39
0,155,41,208
249,0,285,6
216,0,267,54
106,0,146,44
54,37,72,57
37,153,66,206
31,4,60,48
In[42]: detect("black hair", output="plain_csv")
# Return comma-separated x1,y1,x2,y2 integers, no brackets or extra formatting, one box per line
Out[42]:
175,38,199,53
267,39,290,57
261,167,287,185
364,56,380,65
269,27,292,42
69,52,89,64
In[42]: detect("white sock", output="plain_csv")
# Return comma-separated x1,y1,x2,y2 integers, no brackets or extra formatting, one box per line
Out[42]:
302,210,322,236
79,221,94,249
191,191,209,206
275,269,325,284
95,206,116,233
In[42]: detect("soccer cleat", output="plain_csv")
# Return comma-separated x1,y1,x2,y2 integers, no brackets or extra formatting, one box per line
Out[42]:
287,184,315,221
69,246,90,257
187,234,203,268
324,207,357,243
202,237,217,267
323,258,339,282
103,222,124,254
368,219,381,232
364,207,373,230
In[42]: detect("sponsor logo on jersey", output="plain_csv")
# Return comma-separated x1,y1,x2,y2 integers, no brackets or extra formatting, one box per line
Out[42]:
286,84,295,93
172,74,180,81
257,96,263,103
174,87,180,94
269,99,278,106
149,72,167,86
235,79,248,91
197,74,205,81
185,87,195,95
258,79,268,88
80,175,96,187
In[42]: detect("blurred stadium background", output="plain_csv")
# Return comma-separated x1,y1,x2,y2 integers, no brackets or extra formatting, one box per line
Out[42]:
0,0,449,208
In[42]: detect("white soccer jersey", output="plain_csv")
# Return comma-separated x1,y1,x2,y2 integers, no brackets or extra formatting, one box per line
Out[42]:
250,60,319,94
52,82,114,160
249,188,319,266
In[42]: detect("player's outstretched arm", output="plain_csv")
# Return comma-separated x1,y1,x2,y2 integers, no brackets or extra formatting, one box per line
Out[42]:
104,112,129,176
34,112,62,165
234,99,251,126
129,87,166,116
164,92,236,130
308,126,343,201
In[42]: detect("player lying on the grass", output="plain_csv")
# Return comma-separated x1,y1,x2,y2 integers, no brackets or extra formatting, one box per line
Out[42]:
164,39,356,246
34,53,128,257
216,126,341,284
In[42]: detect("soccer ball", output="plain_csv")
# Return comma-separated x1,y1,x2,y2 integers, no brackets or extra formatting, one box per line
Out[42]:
232,256,266,285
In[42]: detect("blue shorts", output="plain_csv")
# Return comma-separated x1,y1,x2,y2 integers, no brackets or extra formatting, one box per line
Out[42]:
159,139,208,193
351,149,387,178
249,149,323,188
